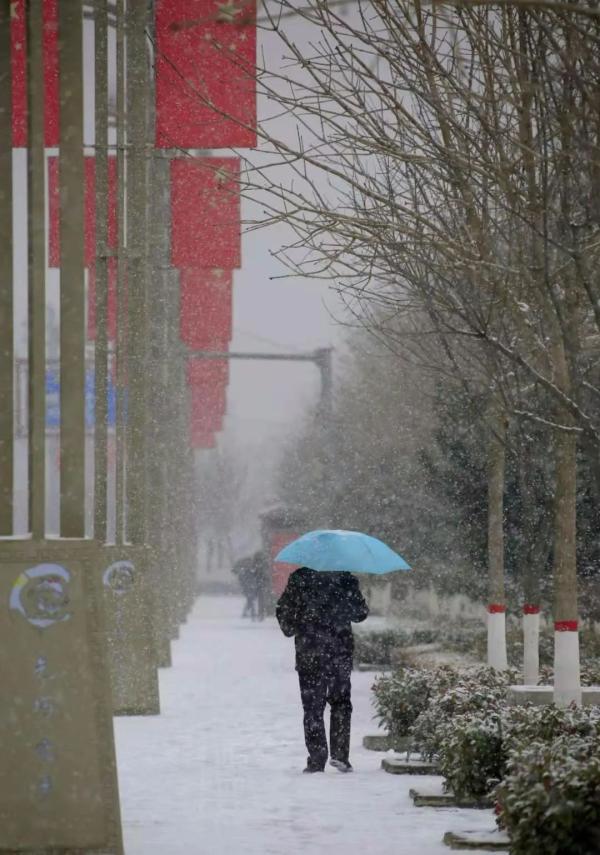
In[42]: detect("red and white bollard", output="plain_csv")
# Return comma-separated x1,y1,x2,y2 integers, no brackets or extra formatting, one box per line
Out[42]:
487,604,508,671
553,620,581,707
522,604,540,686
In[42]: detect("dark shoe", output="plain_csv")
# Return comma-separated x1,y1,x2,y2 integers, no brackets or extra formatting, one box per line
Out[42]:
303,766,324,774
329,759,353,773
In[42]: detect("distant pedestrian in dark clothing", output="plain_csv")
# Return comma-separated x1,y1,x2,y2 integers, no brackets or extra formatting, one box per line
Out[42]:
247,550,268,621
276,567,369,773
233,552,268,620
232,556,254,618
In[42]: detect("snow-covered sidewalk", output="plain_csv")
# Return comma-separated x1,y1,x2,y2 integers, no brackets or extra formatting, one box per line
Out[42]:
114,596,494,854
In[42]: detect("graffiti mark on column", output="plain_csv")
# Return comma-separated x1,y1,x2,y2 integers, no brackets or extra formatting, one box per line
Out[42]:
102,560,135,596
36,774,53,798
9,564,72,628
34,655,49,678
32,655,59,799
33,695,57,718
34,738,55,763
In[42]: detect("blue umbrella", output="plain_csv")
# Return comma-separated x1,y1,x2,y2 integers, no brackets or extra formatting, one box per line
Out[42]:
275,529,411,575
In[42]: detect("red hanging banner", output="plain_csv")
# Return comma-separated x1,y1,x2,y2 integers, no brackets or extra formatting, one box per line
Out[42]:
11,0,59,147
171,157,241,270
155,0,256,149
48,155,118,268
187,358,229,446
190,426,217,449
180,268,233,350
11,0,26,147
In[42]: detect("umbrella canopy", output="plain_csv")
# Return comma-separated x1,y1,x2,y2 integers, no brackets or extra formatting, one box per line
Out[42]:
275,529,411,575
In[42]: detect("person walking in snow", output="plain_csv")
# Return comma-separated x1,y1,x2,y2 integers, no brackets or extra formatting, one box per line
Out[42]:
276,567,369,773
232,555,258,619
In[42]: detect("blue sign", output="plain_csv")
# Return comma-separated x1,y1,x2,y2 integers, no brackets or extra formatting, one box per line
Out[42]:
45,368,118,428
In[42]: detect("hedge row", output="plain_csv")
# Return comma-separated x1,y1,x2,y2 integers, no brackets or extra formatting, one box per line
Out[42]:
372,666,600,854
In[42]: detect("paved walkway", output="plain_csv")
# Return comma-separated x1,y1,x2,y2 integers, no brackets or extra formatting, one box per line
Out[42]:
114,596,493,854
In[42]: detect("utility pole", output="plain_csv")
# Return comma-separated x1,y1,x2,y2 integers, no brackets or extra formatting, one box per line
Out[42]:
94,0,109,547
28,0,45,541
0,0,13,535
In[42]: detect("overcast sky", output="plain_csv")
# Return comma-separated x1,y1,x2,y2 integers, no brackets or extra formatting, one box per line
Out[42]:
205,11,348,550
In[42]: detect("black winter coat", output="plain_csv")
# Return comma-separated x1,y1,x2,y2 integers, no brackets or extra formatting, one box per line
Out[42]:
276,567,369,668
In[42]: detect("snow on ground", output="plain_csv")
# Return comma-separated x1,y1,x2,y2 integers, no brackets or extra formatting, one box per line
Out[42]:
114,596,495,855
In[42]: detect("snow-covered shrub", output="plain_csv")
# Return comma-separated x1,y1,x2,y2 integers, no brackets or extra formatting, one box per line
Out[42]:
580,625,600,660
354,629,410,667
438,710,504,800
504,703,600,754
410,667,516,759
580,659,600,686
437,696,600,803
497,733,600,855
372,666,457,748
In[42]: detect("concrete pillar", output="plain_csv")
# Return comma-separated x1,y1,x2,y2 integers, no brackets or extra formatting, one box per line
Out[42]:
96,0,159,716
0,541,123,852
101,544,159,715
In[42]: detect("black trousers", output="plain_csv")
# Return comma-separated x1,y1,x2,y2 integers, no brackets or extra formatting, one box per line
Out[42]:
297,653,353,771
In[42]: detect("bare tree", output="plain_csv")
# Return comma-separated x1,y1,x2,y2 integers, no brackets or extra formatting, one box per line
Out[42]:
235,0,600,700
156,0,600,695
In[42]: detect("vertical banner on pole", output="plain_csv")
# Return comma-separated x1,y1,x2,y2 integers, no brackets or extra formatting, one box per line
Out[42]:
10,0,60,147
179,268,233,350
10,0,26,147
171,157,239,450
171,157,241,269
187,359,229,447
155,0,256,149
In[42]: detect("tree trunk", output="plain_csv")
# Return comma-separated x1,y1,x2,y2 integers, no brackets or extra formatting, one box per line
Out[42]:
553,424,581,706
487,407,508,671
517,435,543,685
522,605,540,686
